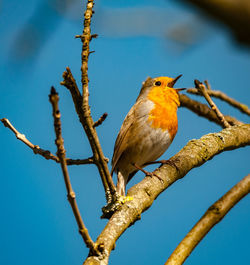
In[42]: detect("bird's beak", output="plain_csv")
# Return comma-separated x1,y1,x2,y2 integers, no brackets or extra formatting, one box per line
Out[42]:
175,88,186,92
168,74,186,92
168,74,182,88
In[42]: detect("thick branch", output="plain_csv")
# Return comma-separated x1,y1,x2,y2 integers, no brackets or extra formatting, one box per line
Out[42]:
187,87,250,116
49,87,98,255
83,124,250,264
179,94,243,127
165,174,250,265
0,118,95,166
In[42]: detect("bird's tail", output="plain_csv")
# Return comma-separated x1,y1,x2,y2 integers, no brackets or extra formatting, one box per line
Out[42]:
117,171,127,196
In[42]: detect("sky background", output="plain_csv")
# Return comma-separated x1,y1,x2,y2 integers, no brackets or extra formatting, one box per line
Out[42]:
1,0,250,265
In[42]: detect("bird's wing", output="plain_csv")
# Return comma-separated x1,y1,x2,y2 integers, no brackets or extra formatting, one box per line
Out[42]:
111,106,135,175
111,100,146,175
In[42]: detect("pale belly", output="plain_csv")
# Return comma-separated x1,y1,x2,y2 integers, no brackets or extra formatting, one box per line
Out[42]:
116,117,172,178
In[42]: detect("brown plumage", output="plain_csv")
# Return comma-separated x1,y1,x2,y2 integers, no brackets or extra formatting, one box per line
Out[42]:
111,75,183,196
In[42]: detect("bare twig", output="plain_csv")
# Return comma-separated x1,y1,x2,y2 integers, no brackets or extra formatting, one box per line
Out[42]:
187,87,250,116
61,70,115,197
67,157,95,165
61,67,81,101
81,0,94,108
194,80,230,128
90,33,98,40
204,80,211,90
179,94,243,127
165,174,250,265
49,87,98,255
1,118,58,161
93,113,108,128
61,1,116,198
77,0,116,196
0,118,95,166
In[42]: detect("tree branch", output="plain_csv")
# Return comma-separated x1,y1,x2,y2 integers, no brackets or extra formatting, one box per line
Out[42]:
49,87,98,255
179,94,243,127
61,1,116,198
74,0,116,197
83,124,250,264
187,87,250,116
165,174,250,265
66,157,96,165
194,80,230,128
0,118,95,166
93,113,108,128
61,66,82,107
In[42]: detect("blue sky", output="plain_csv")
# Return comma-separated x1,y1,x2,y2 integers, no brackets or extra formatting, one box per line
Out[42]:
1,0,250,265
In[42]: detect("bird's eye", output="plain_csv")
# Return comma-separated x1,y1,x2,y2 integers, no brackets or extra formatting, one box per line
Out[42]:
154,81,161,86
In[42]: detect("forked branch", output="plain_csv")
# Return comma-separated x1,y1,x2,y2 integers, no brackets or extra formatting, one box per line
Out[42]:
0,118,94,165
187,83,250,116
179,95,243,127
194,80,230,128
60,0,116,198
165,174,250,265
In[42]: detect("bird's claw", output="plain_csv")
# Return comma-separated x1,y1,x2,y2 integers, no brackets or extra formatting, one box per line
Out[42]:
158,158,180,171
132,162,164,182
145,171,164,182
101,194,133,219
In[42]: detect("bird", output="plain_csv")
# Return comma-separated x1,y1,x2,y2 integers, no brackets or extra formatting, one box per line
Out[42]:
111,75,184,197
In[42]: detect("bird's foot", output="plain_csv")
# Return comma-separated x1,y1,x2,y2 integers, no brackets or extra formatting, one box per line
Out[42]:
144,158,180,171
132,163,163,182
101,192,133,219
157,158,180,171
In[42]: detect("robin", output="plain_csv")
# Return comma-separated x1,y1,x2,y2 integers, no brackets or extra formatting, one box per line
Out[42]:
111,75,184,197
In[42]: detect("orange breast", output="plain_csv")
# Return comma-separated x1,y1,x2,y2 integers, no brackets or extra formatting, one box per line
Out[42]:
147,86,179,140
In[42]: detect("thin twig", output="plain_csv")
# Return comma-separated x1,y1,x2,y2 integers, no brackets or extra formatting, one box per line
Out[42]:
204,80,211,90
1,118,58,161
194,80,230,128
93,113,108,128
67,157,95,165
61,0,116,198
49,87,98,255
0,118,95,165
77,0,116,196
61,70,114,196
165,174,250,265
81,0,94,107
187,86,250,116
179,95,243,127
61,66,82,112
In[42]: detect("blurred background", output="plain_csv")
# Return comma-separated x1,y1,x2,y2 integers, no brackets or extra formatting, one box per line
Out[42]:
1,0,250,264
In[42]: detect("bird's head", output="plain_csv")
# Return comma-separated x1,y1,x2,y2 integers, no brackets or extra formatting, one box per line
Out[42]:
152,75,184,91
138,75,185,106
